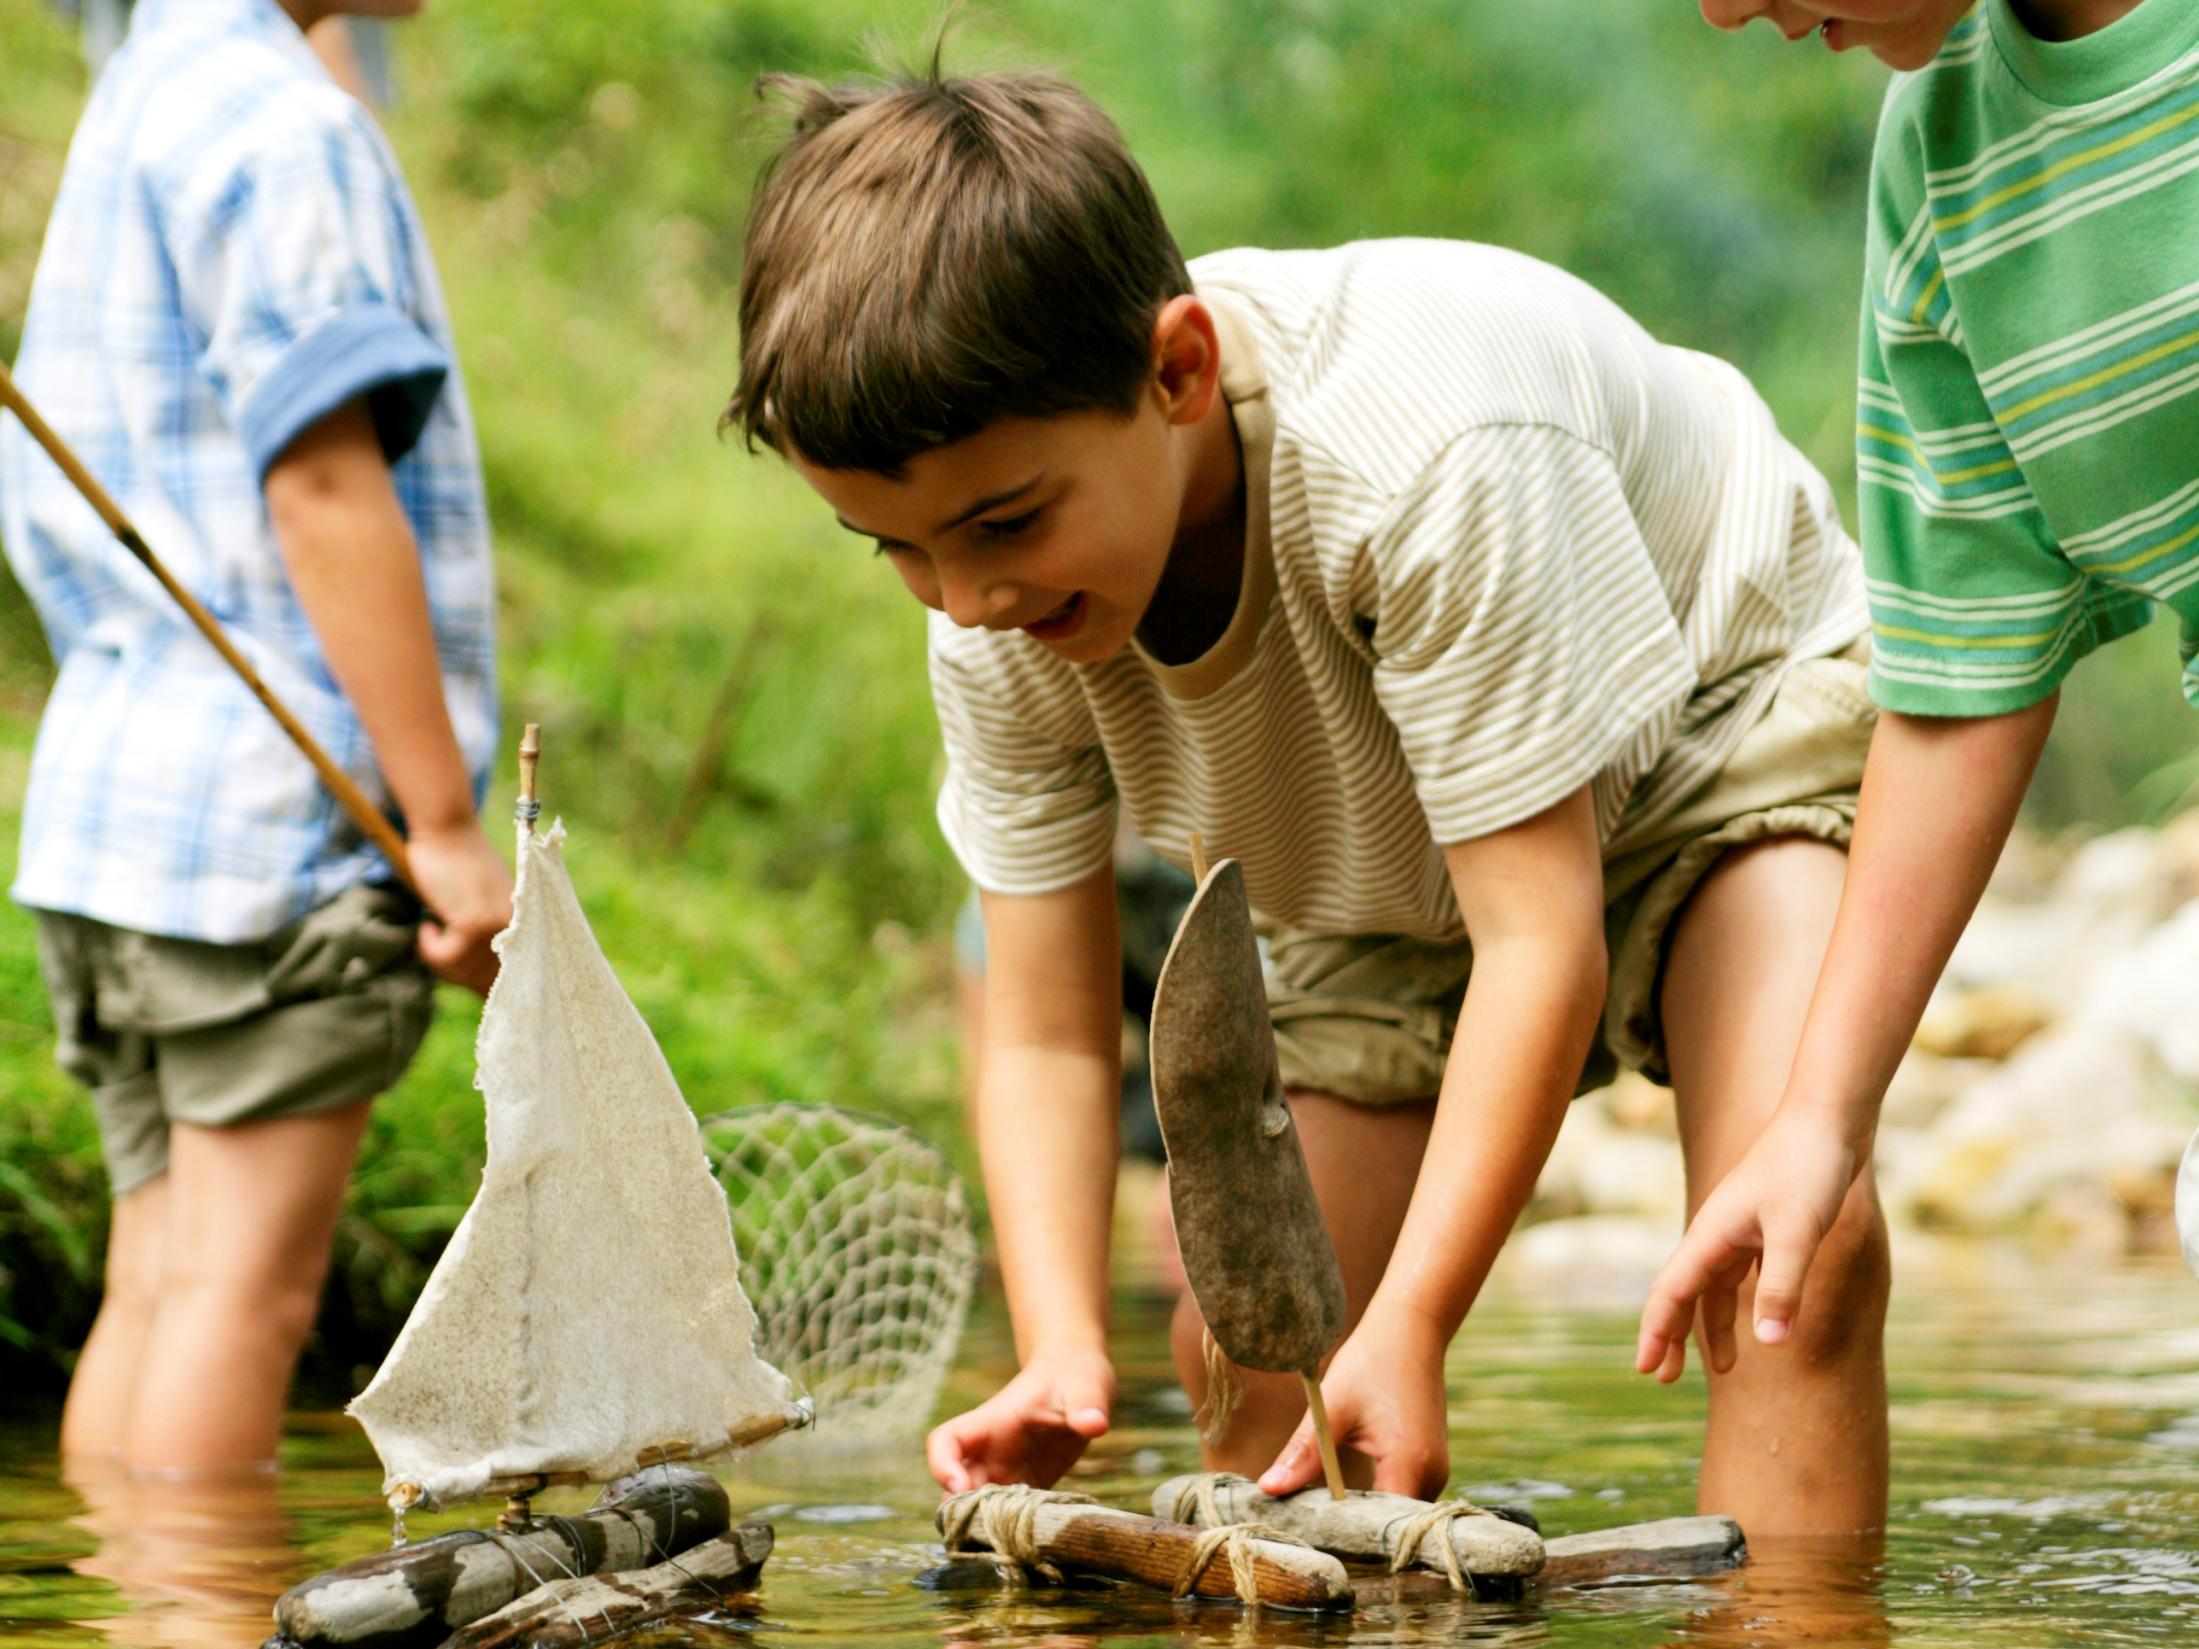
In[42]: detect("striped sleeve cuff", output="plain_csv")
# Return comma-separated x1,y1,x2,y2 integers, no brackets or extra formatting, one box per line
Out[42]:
1866,581,2157,716
236,302,449,479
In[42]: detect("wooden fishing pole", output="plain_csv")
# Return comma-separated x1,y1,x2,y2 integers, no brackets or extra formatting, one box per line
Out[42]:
1187,830,1349,1502
0,357,428,908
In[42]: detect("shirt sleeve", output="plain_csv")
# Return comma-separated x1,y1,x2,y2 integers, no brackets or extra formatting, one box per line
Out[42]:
1359,424,1696,846
1855,151,2154,717
930,617,1119,896
165,97,449,479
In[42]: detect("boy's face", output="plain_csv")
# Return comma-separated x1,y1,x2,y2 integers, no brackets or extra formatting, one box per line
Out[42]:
793,299,1228,669
1698,0,1976,68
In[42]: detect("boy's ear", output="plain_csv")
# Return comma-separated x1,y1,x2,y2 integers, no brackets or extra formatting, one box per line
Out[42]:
1150,296,1223,428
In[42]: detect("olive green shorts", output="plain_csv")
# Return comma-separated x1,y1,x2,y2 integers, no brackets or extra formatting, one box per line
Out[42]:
34,884,435,1195
1265,644,1877,1103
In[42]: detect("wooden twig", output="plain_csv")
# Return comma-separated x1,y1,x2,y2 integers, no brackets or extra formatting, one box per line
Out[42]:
1297,1372,1350,1501
438,1525,775,1649
937,1488,1352,1612
271,1467,730,1649
516,722,540,834
0,358,429,911
1155,1473,1544,1590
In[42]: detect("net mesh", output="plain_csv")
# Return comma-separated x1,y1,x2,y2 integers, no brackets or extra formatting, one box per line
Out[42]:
702,1102,977,1446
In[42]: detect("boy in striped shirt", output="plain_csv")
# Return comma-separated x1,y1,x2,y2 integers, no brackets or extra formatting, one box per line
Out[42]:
734,66,1890,1533
1646,1,2195,1378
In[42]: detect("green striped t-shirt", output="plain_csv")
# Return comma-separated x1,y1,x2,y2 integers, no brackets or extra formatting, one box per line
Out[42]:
1858,0,2199,716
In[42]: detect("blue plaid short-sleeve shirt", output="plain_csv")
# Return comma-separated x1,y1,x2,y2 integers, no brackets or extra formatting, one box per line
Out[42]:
0,0,497,943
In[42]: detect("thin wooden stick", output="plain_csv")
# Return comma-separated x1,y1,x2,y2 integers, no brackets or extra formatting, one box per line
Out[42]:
1299,1372,1348,1501
1189,830,1210,884
0,358,426,908
516,722,541,835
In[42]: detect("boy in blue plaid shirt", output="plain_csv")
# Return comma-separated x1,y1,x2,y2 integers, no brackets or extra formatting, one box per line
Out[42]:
0,0,509,1472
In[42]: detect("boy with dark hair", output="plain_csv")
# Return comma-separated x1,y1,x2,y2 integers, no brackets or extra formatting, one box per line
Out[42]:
0,0,509,1471
733,66,1889,1533
1648,0,2195,1379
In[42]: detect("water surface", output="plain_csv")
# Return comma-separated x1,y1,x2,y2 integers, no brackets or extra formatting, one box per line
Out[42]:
3,1239,2194,1647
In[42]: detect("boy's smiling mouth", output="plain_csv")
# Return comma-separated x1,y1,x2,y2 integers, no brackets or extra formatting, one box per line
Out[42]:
1020,592,1085,641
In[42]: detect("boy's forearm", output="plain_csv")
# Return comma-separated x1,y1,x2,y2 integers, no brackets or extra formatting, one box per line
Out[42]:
1783,699,2056,1143
977,1043,1121,1361
1367,923,1606,1346
265,400,478,836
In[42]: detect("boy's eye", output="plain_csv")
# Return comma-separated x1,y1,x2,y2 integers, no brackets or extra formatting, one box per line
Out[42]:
976,508,1041,540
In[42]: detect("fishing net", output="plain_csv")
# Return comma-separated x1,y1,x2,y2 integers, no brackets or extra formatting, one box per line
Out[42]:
702,1102,978,1445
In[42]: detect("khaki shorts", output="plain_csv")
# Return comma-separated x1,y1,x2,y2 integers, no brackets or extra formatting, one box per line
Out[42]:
1266,643,1877,1103
35,884,435,1194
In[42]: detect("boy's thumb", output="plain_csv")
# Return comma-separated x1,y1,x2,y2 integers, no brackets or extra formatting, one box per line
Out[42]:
1057,1377,1110,1436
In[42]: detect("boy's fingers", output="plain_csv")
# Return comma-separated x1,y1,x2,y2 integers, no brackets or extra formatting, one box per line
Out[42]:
925,1417,979,1494
1255,1421,1320,1496
1051,1372,1113,1437
1656,1336,1686,1384
1371,1448,1439,1500
1752,1219,1818,1345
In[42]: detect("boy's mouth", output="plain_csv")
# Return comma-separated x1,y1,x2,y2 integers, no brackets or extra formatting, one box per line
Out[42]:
1022,592,1084,641
1819,18,1846,49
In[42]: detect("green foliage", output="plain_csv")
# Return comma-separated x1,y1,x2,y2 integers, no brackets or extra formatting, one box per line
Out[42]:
0,0,2188,1386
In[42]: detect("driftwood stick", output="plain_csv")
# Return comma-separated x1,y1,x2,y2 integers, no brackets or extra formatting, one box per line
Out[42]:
516,723,541,835
270,1468,728,1649
1297,1372,1349,1502
1538,1515,1747,1587
0,358,429,910
435,1524,774,1649
1155,1473,1544,1584
938,1487,1351,1612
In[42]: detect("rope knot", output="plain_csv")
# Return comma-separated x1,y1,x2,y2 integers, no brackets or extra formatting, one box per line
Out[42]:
939,1484,1097,1588
1388,1498,1498,1593
1170,1520,1316,1608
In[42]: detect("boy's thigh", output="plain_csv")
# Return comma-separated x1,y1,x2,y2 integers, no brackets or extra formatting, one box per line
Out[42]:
34,885,435,1196
1603,644,1877,1085
1263,643,1876,1102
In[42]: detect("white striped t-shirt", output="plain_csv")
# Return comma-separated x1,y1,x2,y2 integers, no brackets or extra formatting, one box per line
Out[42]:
932,239,1867,942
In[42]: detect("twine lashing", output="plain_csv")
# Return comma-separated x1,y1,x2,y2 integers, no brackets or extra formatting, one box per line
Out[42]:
1388,1498,1500,1594
939,1484,1096,1587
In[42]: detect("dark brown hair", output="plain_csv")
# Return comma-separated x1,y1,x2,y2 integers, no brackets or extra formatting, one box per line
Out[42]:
727,65,1191,473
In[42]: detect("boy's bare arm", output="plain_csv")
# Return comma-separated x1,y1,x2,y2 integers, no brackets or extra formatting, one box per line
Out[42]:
1262,784,1608,1499
1638,698,2054,1378
264,398,511,995
927,867,1124,1492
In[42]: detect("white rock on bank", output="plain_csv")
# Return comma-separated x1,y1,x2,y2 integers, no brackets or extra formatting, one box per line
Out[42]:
2180,1127,2199,1280
2080,898,2199,1085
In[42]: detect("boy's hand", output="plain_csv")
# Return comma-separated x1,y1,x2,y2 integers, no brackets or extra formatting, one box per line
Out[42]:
925,1346,1115,1494
1635,1105,1862,1382
1256,1313,1449,1502
408,820,514,996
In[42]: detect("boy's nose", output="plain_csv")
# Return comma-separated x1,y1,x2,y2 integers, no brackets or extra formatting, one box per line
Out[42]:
939,570,1019,630
1699,0,1768,29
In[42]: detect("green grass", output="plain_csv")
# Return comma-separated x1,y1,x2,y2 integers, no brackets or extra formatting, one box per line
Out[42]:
0,0,2189,1387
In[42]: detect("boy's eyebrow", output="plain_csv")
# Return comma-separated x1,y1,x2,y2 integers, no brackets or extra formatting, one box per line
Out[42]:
935,476,1043,534
832,475,1046,545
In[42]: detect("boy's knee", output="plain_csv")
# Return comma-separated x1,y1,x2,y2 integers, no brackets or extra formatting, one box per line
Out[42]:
1781,1176,1892,1365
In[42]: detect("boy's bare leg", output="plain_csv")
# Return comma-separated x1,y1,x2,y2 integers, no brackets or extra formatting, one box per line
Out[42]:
126,1100,375,1473
1169,1092,1435,1484
1661,837,1890,1536
61,1174,172,1462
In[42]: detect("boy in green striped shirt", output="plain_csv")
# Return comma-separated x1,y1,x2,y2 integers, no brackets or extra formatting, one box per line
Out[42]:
1645,0,2194,1376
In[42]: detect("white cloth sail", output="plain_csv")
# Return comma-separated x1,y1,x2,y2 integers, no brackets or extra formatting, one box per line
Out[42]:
349,823,800,1508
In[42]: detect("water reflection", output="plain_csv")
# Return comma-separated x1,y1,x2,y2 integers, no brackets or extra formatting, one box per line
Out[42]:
64,1459,292,1648
1658,1538,1888,1648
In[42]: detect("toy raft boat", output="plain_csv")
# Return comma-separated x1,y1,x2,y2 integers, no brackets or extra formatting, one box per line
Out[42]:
268,732,807,1649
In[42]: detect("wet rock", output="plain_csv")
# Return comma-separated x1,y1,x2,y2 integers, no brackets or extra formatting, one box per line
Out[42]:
1881,1052,1992,1130
2080,899,2199,1084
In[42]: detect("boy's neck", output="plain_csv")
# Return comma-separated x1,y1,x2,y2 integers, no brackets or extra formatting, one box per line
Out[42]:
2008,0,2150,42
1138,388,1247,666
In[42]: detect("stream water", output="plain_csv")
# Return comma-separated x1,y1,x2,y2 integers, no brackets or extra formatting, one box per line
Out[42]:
2,1237,2194,1647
